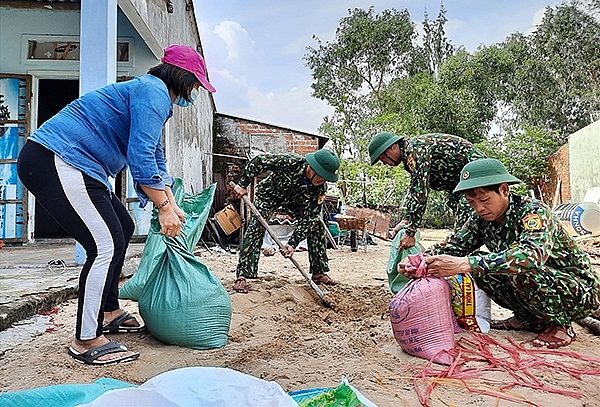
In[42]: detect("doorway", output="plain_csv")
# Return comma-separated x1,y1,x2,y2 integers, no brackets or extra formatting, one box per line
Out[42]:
33,79,78,238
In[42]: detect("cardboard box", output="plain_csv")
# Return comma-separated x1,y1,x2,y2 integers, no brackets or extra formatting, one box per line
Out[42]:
215,204,242,235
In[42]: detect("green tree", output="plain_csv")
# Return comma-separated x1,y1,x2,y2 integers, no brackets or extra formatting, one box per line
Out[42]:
570,0,600,16
304,7,417,160
480,127,561,191
509,4,600,141
375,46,508,145
421,3,454,79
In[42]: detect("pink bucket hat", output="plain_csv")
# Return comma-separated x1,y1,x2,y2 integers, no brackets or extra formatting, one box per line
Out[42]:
161,45,216,93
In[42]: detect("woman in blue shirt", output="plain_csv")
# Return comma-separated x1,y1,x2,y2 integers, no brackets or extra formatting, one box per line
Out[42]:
17,45,216,365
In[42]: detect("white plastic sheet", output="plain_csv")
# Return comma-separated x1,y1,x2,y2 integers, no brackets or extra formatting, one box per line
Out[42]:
78,367,298,407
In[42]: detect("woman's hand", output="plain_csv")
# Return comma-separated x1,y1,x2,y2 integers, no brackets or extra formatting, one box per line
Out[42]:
158,205,182,237
171,202,186,223
138,185,182,237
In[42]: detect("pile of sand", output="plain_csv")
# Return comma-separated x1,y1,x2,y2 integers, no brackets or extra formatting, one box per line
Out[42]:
1,230,599,406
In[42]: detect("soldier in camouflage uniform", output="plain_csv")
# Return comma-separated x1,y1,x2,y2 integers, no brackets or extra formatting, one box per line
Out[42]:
403,158,600,348
368,132,486,250
232,150,341,293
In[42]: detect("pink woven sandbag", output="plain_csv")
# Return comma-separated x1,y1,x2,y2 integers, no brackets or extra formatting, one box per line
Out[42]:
389,254,455,365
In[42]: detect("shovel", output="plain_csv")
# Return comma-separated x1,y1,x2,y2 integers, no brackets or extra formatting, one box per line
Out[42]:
229,181,328,305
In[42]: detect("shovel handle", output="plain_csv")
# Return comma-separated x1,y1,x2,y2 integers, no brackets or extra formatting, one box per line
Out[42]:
229,181,327,302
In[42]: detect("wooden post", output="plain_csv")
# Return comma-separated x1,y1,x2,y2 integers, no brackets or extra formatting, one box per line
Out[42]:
552,179,562,209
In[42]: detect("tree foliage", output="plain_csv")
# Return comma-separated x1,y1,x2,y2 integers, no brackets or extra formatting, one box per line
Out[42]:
479,127,561,190
305,3,600,211
304,7,416,114
304,7,417,160
508,4,600,142
421,3,454,79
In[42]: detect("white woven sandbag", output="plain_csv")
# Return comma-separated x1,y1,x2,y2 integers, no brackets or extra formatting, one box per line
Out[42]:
78,367,297,407
447,273,492,333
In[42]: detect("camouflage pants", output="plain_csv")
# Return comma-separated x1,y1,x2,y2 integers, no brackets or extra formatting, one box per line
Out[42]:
474,266,600,327
236,201,329,279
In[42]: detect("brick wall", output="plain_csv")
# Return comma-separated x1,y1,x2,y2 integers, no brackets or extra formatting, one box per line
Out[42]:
233,120,320,155
213,114,328,211
285,135,319,155
541,143,570,207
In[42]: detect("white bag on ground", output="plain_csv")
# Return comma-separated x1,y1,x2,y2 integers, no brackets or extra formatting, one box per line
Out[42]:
446,273,492,333
78,367,297,407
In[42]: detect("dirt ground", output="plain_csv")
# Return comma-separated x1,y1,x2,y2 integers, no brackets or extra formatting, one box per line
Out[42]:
1,229,600,407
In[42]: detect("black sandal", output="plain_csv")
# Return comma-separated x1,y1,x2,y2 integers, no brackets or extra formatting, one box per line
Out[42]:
103,311,145,334
68,340,139,365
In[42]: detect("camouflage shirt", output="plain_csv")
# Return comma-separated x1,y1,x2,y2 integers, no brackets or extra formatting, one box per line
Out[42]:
400,133,486,229
430,194,598,288
238,153,327,247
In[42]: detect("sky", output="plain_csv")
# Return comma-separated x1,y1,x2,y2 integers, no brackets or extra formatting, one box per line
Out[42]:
194,0,561,134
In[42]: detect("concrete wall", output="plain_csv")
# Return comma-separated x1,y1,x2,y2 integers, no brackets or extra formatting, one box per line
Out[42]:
123,0,215,191
212,113,329,210
569,121,600,202
0,0,214,193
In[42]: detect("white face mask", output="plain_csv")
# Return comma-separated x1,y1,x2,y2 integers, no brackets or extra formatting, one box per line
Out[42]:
175,88,199,107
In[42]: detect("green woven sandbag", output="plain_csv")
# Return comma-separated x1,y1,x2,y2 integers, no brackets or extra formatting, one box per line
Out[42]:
138,233,231,349
386,227,421,294
290,383,365,407
119,181,216,300
0,378,135,407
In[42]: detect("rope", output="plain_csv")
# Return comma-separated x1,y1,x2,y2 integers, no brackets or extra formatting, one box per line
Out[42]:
377,331,600,406
404,253,428,278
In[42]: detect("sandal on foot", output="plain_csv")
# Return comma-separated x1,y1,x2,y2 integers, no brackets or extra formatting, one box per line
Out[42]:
490,316,546,333
532,325,576,349
234,277,249,293
68,340,140,365
103,311,145,333
311,273,339,286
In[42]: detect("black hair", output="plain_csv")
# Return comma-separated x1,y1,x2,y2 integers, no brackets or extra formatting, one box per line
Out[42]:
147,63,198,101
464,184,502,197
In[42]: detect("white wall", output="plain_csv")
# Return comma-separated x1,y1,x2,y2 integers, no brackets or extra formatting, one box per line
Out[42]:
0,1,214,195
0,8,155,77
569,121,600,202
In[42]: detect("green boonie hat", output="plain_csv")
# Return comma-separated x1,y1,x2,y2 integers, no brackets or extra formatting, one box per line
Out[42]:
454,158,521,193
368,132,402,165
306,149,340,182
